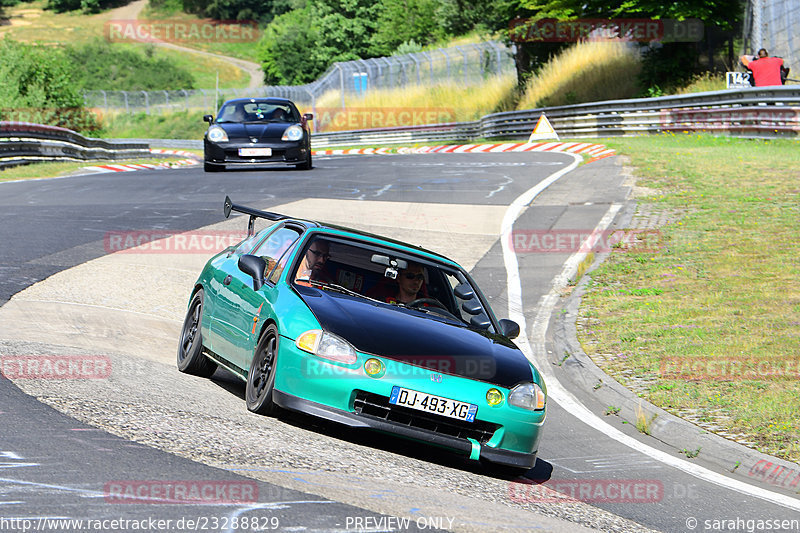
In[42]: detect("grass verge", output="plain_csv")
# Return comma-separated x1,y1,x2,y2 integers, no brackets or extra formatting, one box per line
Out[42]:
96,110,208,139
0,158,196,182
578,133,800,463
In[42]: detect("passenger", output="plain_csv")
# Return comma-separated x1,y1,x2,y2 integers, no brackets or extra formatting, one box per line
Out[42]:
387,262,426,304
269,108,289,121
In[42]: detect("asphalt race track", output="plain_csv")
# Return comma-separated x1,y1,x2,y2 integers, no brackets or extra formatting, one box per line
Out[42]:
0,152,798,532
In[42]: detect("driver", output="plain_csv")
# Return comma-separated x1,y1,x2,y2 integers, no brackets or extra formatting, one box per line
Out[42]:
295,239,333,284
387,262,425,304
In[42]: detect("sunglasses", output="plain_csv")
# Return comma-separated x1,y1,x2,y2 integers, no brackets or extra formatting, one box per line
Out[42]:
308,249,331,261
403,273,425,281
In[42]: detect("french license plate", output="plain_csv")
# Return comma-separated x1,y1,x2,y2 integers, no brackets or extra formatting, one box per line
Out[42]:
389,386,477,422
238,147,271,157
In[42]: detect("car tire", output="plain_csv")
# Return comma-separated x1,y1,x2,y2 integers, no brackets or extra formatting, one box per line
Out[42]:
295,152,312,170
204,162,224,172
177,289,217,378
246,324,279,415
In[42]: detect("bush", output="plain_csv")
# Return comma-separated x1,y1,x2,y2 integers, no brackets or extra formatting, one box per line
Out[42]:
66,40,196,91
46,0,114,13
0,38,99,133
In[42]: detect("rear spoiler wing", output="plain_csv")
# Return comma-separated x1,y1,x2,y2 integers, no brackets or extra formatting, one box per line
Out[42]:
223,196,288,237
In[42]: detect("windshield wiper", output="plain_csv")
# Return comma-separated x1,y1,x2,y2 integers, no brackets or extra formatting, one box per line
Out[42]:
296,278,367,299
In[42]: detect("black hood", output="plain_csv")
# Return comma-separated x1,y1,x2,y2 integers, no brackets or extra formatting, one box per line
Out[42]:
295,286,534,388
216,122,294,141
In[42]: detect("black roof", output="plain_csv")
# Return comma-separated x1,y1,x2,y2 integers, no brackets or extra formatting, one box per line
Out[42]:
222,97,295,106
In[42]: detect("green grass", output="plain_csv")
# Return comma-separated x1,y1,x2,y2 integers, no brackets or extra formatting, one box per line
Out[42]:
0,1,248,89
0,157,196,182
96,110,208,139
578,133,800,463
141,1,262,63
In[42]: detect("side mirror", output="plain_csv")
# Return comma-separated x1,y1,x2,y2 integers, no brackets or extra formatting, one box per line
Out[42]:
238,254,267,291
203,114,214,123
303,113,313,121
499,319,520,339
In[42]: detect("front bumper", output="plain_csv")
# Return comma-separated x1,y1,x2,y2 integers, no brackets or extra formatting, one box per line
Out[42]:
273,390,537,468
204,139,309,167
273,339,545,468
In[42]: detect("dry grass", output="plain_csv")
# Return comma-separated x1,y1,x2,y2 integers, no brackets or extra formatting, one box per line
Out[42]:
675,72,727,94
310,74,517,131
517,40,642,109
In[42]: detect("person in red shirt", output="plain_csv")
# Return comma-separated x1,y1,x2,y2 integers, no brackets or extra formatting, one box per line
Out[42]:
740,49,789,87
386,263,426,304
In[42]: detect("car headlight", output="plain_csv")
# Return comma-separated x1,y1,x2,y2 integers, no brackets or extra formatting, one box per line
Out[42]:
281,125,303,141
508,382,546,411
207,126,228,143
295,329,357,364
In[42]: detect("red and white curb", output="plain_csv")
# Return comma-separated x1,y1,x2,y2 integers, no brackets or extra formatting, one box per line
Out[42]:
313,141,616,163
80,149,199,174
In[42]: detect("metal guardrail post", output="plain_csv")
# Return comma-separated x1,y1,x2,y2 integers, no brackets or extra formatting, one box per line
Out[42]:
454,46,468,86
334,64,343,109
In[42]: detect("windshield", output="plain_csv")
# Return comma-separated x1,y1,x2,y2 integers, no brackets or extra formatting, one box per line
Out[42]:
217,102,298,123
292,237,496,332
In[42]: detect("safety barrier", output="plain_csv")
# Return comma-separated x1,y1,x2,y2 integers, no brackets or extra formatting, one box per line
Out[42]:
311,86,800,147
0,122,150,169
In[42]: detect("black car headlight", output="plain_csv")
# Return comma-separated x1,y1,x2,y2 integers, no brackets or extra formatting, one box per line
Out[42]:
508,382,546,411
281,125,303,142
207,126,229,143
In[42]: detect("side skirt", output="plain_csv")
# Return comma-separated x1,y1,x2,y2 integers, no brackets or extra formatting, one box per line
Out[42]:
204,348,248,381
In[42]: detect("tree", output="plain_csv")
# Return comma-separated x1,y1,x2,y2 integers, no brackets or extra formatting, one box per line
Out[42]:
257,0,380,85
504,0,744,92
370,0,443,57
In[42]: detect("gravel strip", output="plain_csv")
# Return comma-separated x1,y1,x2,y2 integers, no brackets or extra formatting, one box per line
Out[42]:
2,340,657,533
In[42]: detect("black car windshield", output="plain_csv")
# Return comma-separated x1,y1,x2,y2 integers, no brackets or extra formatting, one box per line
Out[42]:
292,237,496,333
217,102,297,123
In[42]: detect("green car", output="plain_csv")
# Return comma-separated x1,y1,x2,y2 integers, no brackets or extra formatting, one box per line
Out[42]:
177,196,546,469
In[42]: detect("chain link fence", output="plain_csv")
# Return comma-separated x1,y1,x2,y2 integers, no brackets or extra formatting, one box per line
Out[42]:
83,41,514,117
744,0,799,75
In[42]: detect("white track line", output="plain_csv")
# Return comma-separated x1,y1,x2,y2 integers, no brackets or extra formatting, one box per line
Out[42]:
500,153,800,512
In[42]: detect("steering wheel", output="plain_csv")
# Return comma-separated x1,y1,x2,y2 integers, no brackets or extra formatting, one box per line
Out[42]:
407,298,445,309
406,298,460,320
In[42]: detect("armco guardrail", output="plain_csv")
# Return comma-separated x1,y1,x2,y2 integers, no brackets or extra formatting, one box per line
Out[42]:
0,122,151,168
310,86,800,147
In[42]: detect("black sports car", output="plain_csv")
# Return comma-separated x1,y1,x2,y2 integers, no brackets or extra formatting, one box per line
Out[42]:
203,98,313,172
